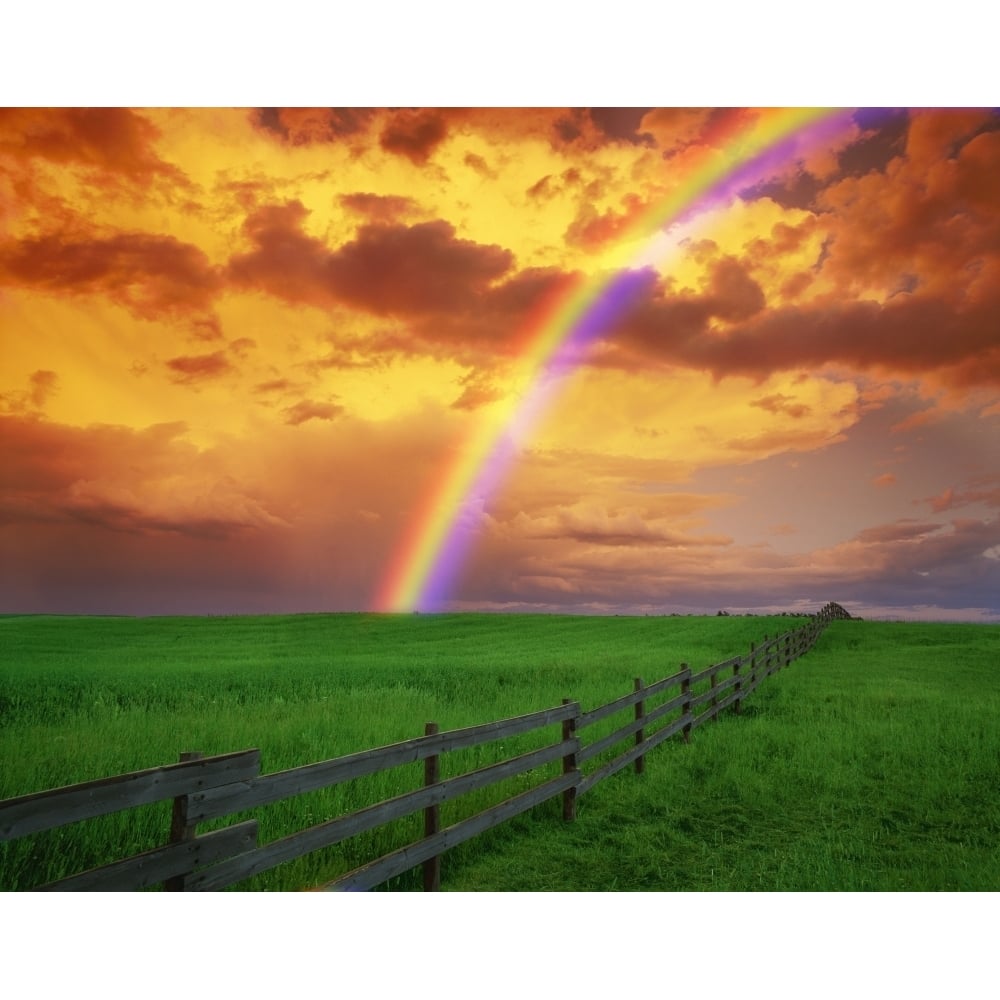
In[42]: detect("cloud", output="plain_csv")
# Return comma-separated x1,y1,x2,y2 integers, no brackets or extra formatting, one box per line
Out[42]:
0,369,59,414
513,503,732,548
282,400,345,426
464,152,496,179
0,231,221,333
603,256,768,368
639,108,718,156
250,107,375,145
227,203,513,319
751,393,811,419
609,281,1000,390
587,108,655,146
0,108,186,188
565,192,650,251
873,472,897,488
379,109,449,164
0,415,284,539
325,220,512,315
450,371,505,411
927,478,1000,512
166,351,233,384
854,520,939,544
339,192,422,222
28,369,58,407
253,378,297,395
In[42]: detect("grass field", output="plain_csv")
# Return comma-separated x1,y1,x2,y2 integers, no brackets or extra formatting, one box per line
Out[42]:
1,611,997,891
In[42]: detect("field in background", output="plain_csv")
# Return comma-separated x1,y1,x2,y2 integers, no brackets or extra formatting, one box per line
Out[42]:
1,612,997,890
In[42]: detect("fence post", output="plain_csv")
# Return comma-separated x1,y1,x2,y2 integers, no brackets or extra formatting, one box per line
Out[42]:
680,665,692,743
561,699,578,822
735,647,747,714
422,722,441,892
710,668,719,723
634,678,646,774
164,750,202,891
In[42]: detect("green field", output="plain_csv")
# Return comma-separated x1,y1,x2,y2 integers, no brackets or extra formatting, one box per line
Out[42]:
1,611,997,891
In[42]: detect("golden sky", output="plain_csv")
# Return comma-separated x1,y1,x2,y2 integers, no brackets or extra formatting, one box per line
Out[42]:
1,107,998,619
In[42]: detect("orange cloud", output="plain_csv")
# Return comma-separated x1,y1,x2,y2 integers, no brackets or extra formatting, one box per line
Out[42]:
0,108,185,186
166,351,233,384
228,203,513,318
251,107,375,145
1,108,997,618
339,192,422,222
282,400,345,426
751,393,811,419
0,231,221,333
378,109,449,164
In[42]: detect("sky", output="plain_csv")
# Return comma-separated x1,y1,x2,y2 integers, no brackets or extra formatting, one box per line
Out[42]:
1,105,999,621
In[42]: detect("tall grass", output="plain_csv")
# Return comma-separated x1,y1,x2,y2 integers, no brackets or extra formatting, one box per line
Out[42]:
437,620,1000,891
2,613,996,890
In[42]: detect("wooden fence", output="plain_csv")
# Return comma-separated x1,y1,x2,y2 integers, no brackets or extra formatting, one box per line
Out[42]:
0,601,852,891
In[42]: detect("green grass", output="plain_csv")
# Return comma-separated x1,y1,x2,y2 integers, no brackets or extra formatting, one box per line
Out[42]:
437,620,1000,891
1,612,997,890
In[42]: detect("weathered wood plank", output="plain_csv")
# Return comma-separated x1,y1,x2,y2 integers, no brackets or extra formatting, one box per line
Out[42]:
691,691,740,728
643,669,690,699
711,673,741,694
578,692,687,764
33,820,258,892
187,738,577,890
189,703,579,822
577,687,648,730
688,657,742,686
322,772,578,892
0,750,261,842
578,669,688,729
688,688,717,710
579,716,644,764
578,713,692,795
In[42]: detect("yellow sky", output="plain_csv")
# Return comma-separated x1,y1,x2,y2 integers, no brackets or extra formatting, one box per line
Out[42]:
2,107,998,617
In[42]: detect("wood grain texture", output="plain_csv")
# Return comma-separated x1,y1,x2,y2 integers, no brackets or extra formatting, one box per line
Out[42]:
34,820,258,892
187,738,577,890
0,750,260,841
323,772,578,892
189,702,579,822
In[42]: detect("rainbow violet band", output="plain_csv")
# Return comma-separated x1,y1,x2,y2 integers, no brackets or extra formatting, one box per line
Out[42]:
376,108,858,613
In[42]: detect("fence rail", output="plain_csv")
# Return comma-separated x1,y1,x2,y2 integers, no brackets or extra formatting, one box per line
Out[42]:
0,601,852,891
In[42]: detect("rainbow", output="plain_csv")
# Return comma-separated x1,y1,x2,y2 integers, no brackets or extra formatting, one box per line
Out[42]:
376,108,857,613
